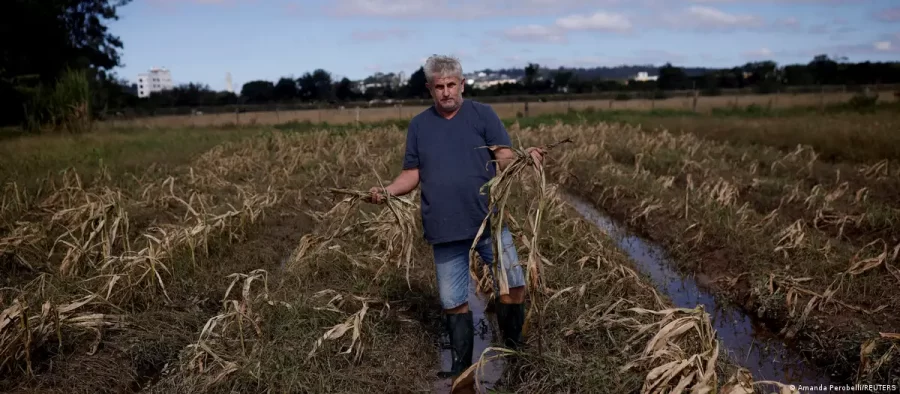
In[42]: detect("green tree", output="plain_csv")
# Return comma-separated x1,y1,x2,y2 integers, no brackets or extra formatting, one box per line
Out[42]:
524,63,540,89
335,77,354,101
1,0,133,127
742,61,780,93
783,65,815,86
273,77,298,102
808,54,839,85
407,66,428,98
657,63,688,90
240,80,275,104
298,69,333,101
552,68,574,92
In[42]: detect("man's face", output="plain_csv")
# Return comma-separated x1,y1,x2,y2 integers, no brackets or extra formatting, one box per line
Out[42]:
428,75,465,112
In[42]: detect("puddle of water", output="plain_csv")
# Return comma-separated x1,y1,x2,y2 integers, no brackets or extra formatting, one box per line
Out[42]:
433,279,505,394
562,192,835,387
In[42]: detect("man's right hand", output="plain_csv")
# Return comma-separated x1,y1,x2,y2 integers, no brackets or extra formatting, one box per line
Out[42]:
368,186,387,204
367,169,418,204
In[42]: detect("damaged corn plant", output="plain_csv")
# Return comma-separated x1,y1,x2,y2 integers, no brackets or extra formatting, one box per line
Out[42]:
0,128,297,392
469,137,572,354
4,108,894,393
535,119,900,385
327,186,419,286
158,269,290,391
1,293,127,376
281,184,420,285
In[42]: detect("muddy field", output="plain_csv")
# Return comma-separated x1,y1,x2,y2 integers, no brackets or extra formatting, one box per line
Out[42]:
1,104,898,393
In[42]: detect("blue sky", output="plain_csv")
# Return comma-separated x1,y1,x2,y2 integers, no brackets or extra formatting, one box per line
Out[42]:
109,0,900,92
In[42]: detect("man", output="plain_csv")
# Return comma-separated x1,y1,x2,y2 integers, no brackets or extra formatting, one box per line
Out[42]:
367,54,544,379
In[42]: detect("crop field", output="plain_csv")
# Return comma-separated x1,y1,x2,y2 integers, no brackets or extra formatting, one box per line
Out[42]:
1,101,898,393
100,91,893,129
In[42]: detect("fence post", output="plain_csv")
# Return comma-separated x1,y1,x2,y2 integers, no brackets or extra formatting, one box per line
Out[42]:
692,90,698,112
355,106,360,125
524,101,530,117
819,85,825,112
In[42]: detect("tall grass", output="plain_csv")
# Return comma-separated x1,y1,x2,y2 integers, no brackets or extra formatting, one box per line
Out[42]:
23,68,93,134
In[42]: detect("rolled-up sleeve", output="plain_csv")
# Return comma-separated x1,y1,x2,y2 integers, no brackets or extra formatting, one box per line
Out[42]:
402,121,419,169
482,105,512,147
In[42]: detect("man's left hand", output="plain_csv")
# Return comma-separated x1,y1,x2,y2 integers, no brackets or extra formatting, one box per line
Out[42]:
525,147,545,167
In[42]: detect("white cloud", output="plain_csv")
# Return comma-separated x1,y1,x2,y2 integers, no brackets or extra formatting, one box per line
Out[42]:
655,5,766,31
500,9,631,43
873,41,892,51
350,28,412,41
777,17,799,26
325,0,624,19
874,7,900,22
684,0,867,3
503,25,567,43
555,11,632,32
685,6,762,27
339,0,430,17
744,47,774,58
327,0,484,19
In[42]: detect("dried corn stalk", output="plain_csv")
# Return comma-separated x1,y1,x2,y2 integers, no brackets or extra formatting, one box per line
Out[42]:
469,138,572,354
180,269,283,390
0,295,125,375
327,187,419,287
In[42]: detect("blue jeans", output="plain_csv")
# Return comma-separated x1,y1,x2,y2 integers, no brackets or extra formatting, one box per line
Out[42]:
432,227,526,310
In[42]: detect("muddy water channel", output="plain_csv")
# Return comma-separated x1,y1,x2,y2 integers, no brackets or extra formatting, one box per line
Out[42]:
562,192,836,388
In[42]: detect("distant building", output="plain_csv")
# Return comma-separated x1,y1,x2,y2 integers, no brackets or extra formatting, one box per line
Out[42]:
471,78,518,89
633,71,658,82
464,70,519,89
354,71,408,93
137,67,174,98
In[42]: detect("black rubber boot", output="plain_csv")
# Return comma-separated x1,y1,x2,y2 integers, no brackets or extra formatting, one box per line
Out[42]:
437,311,474,379
496,302,525,350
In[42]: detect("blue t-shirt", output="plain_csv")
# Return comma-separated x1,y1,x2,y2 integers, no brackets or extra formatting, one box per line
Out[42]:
402,99,512,245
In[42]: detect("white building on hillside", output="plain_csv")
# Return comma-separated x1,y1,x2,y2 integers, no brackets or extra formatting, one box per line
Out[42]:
137,67,174,98
633,71,658,82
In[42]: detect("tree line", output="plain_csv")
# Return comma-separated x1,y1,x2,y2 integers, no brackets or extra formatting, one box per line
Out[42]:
123,56,900,116
2,0,899,130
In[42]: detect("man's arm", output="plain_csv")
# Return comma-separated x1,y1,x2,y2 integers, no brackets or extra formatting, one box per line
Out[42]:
479,104,542,171
369,122,420,203
383,168,419,196
494,146,544,171
494,148,517,171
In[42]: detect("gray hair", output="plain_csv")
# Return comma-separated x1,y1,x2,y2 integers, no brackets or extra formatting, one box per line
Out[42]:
424,55,463,83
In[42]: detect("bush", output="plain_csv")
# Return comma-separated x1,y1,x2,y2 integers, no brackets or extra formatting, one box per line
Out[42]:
846,92,878,113
23,68,93,133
